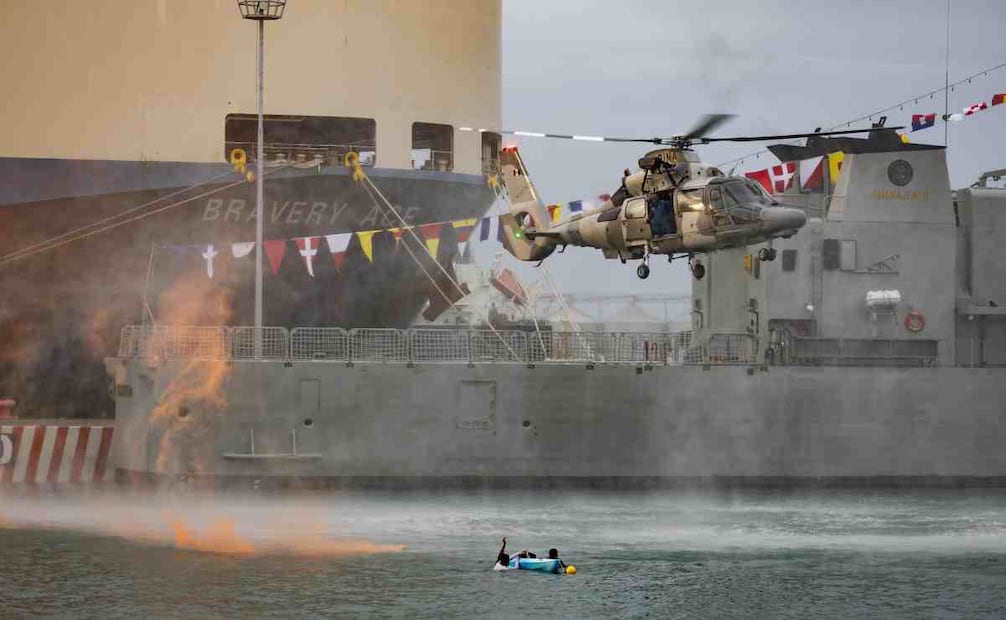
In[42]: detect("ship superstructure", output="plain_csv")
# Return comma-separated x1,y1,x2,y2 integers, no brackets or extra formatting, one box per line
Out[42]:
691,131,1006,368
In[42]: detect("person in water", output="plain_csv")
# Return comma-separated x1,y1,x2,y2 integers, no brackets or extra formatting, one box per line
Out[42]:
494,538,533,569
495,538,510,569
548,548,567,570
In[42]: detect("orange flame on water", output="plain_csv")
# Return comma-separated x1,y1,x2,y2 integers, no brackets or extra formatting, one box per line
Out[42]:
164,515,405,556
170,517,255,555
0,497,407,558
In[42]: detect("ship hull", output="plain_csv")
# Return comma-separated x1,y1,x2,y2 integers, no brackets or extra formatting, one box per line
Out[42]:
107,359,1006,488
0,158,495,418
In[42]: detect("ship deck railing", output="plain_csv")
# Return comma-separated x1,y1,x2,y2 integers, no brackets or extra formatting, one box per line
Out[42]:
116,325,760,367
223,140,377,166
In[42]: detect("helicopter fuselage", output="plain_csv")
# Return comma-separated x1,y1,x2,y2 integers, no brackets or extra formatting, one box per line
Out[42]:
529,175,806,261
497,145,807,277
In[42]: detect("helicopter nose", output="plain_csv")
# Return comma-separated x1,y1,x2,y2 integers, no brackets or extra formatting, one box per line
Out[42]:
762,207,807,233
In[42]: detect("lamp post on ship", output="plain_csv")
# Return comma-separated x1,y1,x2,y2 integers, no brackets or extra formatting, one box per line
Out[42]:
237,0,286,354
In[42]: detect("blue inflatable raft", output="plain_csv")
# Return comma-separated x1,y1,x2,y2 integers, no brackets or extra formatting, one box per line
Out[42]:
508,556,563,573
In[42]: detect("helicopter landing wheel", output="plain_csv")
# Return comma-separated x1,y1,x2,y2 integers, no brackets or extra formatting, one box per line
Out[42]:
637,263,651,279
758,248,777,262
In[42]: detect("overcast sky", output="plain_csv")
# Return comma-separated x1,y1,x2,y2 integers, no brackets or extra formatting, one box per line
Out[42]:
472,0,1006,299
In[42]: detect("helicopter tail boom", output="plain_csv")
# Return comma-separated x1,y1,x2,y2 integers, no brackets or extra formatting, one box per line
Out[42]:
498,146,557,262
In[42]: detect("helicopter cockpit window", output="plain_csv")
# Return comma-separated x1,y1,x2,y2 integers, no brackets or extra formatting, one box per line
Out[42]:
708,188,726,212
724,181,765,206
720,181,766,224
706,187,732,226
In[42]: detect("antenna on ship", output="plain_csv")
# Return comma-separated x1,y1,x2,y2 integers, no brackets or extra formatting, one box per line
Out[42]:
943,0,951,148
236,0,287,357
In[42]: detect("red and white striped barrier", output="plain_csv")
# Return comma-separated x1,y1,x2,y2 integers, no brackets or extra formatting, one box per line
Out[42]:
0,424,115,486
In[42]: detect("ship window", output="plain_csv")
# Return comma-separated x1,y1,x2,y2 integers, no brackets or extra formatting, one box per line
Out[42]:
822,238,840,270
224,114,376,166
482,131,501,176
782,249,797,272
412,122,453,171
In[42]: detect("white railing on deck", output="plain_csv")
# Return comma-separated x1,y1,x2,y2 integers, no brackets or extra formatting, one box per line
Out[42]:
291,327,349,360
118,325,757,366
118,325,229,360
230,327,290,360
349,328,409,362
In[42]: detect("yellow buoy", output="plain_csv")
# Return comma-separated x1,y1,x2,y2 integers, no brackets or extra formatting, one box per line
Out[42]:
565,565,576,575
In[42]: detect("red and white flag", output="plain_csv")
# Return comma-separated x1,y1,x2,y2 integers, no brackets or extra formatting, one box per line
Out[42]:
800,157,824,191
325,233,353,271
452,218,477,256
964,102,988,116
744,168,773,194
294,237,319,277
769,162,796,194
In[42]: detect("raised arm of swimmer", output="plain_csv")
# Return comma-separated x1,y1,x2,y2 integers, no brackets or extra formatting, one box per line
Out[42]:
496,537,509,568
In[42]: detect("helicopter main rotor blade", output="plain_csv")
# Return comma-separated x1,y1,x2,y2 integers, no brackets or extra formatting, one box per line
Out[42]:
681,114,735,141
488,122,902,147
699,126,904,143
499,130,666,144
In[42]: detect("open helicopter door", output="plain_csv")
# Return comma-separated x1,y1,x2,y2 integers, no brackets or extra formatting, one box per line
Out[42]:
498,146,556,262
621,196,651,247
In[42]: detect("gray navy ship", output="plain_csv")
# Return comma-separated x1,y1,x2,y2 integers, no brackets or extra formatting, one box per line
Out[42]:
105,132,1006,487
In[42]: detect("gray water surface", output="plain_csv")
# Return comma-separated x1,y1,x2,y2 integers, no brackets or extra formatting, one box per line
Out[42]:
1,490,1005,618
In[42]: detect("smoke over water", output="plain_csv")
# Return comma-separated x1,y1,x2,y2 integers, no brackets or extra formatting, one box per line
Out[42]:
0,492,406,557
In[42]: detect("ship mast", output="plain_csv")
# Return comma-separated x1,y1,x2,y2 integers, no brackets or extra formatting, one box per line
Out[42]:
237,0,287,354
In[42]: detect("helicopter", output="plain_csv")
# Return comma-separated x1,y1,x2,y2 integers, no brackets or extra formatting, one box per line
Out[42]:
497,115,899,279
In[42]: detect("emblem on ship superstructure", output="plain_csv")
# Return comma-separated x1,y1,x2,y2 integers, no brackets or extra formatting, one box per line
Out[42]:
888,159,914,186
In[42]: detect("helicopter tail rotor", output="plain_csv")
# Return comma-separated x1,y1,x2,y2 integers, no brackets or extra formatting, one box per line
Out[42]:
497,146,557,262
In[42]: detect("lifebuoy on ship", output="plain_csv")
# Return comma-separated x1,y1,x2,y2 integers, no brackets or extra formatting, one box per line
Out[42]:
904,309,925,333
0,433,12,466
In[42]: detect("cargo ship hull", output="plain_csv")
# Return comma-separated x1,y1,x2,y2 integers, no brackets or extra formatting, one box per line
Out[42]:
0,161,494,419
